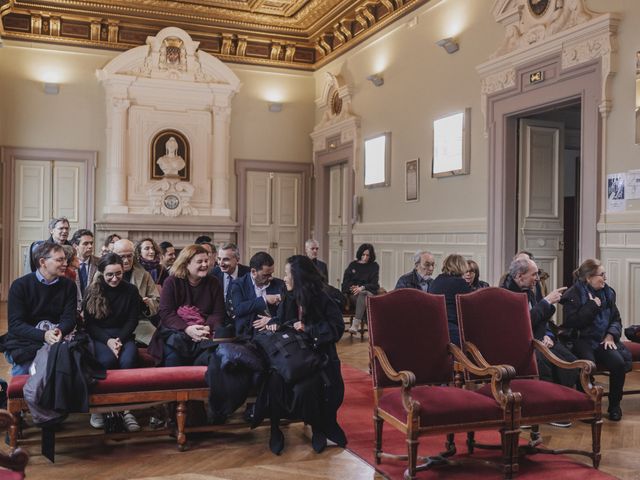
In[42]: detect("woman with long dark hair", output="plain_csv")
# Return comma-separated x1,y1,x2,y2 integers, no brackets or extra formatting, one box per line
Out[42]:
135,237,169,287
341,243,379,334
259,255,346,455
83,253,141,431
561,259,630,421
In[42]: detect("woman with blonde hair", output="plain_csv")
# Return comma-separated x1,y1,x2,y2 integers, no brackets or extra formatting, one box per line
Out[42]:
428,254,472,345
148,244,225,366
560,259,630,421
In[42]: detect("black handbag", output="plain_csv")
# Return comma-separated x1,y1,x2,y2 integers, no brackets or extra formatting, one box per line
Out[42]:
624,325,640,343
254,307,326,383
104,412,125,433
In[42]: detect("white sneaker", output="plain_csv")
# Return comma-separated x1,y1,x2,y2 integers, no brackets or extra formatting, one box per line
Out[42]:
348,318,361,334
123,411,141,432
90,413,104,429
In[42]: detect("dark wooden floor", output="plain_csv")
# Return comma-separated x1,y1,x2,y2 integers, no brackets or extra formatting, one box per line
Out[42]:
1,304,639,479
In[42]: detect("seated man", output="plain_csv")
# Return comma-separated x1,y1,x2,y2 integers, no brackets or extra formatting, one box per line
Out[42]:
159,241,177,271
71,228,99,306
3,242,77,375
502,257,578,427
305,239,328,282
195,235,218,271
211,243,250,300
112,239,160,334
25,216,71,273
395,250,435,291
228,251,285,338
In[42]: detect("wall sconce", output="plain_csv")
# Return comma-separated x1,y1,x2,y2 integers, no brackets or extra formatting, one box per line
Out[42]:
366,74,384,87
436,37,459,54
268,102,283,113
43,82,60,95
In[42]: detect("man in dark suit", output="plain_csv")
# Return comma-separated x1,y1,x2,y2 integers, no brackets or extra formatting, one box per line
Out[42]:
70,228,99,306
227,251,285,338
395,250,435,291
305,239,328,282
210,243,250,300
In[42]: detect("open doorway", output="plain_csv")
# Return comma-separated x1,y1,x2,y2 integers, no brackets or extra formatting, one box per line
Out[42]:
515,101,581,291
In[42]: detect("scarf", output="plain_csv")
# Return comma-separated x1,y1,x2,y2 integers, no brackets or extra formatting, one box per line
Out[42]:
138,257,161,282
576,281,614,347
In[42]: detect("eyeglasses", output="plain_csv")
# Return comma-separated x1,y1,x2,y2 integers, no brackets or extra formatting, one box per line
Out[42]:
425,262,435,267
118,253,134,260
593,272,607,278
104,271,123,279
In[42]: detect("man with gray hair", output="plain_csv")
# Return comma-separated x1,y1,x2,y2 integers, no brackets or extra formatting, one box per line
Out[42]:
25,216,72,273
305,239,328,282
395,250,435,290
211,243,250,299
502,256,577,426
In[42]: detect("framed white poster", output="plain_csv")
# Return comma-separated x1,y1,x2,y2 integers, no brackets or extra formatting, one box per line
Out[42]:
432,108,470,178
364,132,391,188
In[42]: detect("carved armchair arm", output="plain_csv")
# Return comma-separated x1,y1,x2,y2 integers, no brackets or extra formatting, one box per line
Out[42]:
450,343,517,408
532,339,603,400
372,346,419,413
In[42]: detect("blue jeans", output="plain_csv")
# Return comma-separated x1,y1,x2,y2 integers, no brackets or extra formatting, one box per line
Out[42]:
4,352,31,376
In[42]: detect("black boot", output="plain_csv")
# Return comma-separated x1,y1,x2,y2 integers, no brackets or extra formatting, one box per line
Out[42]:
608,405,622,422
325,421,347,448
269,422,285,455
311,425,327,453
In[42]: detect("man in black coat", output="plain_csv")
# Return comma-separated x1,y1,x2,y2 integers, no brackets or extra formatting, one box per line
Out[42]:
395,250,435,291
305,239,328,282
502,257,578,420
227,251,285,338
3,242,77,375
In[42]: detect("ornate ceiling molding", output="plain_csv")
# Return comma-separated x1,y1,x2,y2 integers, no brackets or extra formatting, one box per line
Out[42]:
0,0,430,70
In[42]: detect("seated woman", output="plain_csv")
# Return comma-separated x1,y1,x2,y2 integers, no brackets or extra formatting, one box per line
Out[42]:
341,243,379,335
464,259,490,291
101,233,121,256
561,259,630,422
257,255,346,455
428,254,472,346
148,244,225,367
83,253,141,431
135,237,169,288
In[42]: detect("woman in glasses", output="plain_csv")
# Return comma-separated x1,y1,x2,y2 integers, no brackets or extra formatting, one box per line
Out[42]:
463,259,490,291
561,259,631,422
83,252,141,430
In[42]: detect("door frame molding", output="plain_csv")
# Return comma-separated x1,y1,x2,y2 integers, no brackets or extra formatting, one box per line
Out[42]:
0,146,97,300
484,55,601,283
235,159,312,261
313,141,354,264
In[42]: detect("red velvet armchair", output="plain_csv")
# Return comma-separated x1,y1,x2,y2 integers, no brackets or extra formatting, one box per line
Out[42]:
0,410,28,480
456,287,603,466
367,289,521,479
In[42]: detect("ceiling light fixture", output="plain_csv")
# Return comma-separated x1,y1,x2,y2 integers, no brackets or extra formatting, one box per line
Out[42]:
436,37,459,54
268,102,283,113
366,74,384,87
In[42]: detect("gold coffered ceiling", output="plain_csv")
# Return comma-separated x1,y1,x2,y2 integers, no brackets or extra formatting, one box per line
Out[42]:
0,0,430,70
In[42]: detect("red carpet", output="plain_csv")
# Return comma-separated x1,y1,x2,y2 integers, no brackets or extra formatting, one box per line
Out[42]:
338,365,615,479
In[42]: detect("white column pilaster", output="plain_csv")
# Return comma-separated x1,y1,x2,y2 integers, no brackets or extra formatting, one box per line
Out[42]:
104,97,130,214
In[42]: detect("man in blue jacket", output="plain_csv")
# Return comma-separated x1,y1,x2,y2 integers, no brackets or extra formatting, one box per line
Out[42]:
228,251,285,338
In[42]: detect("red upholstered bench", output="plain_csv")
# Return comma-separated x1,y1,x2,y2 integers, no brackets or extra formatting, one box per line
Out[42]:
7,365,209,451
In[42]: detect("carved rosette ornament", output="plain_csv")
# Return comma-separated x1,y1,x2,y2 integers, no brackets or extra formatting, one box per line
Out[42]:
148,178,197,217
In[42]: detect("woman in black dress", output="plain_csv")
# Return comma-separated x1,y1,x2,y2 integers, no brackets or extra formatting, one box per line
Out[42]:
259,255,346,455
83,253,141,431
561,258,630,421
341,243,379,334
428,253,472,346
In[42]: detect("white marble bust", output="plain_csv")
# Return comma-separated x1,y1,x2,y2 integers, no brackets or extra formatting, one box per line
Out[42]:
157,136,186,177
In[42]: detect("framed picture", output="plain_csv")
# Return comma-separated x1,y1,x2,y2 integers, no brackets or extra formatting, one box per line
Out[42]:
150,129,190,181
364,132,391,188
432,108,470,178
405,158,419,202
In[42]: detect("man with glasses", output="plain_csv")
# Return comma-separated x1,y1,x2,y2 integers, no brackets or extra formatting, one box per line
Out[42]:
112,239,160,323
394,250,435,290
25,216,72,273
2,242,77,375
502,256,577,427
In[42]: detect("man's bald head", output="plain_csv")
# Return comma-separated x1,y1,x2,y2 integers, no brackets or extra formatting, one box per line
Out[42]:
112,239,135,272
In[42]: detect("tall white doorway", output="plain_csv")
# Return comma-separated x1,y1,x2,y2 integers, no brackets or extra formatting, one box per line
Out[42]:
1,147,96,299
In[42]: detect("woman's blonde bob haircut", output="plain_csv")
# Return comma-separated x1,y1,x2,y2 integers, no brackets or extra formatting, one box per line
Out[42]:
170,244,209,279
441,254,468,276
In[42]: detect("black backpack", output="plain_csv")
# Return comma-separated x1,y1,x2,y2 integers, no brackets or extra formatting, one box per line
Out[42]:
253,327,327,384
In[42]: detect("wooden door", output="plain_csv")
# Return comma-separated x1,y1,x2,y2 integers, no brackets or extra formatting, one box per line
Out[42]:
327,163,350,288
245,170,302,277
518,119,564,294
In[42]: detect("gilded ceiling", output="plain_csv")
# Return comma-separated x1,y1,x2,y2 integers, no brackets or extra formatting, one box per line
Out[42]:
0,0,430,70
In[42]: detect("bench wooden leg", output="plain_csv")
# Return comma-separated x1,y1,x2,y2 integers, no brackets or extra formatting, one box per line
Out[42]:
176,401,187,451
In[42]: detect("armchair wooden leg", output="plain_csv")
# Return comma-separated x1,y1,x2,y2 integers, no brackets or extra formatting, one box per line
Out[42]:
501,427,520,479
405,434,419,480
373,412,383,464
529,424,541,447
8,416,18,450
591,419,603,468
466,431,475,454
443,433,456,457
176,401,187,451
